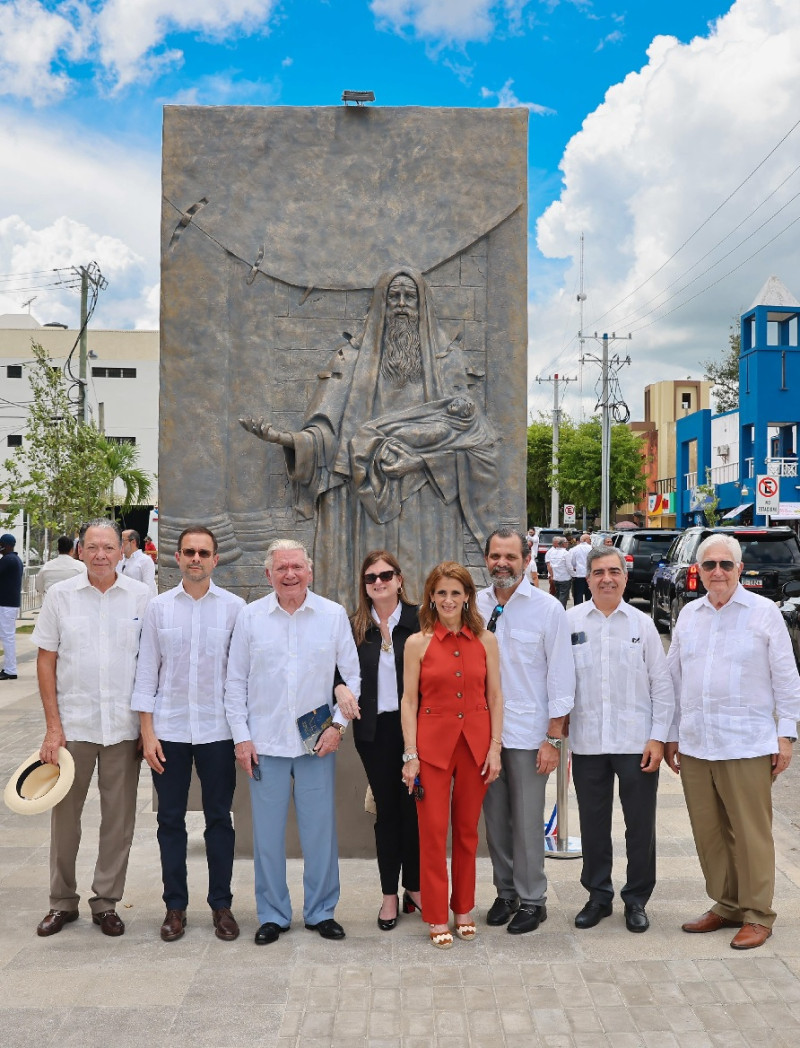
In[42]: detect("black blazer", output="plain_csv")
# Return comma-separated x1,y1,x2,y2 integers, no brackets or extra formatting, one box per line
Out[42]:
352,602,420,744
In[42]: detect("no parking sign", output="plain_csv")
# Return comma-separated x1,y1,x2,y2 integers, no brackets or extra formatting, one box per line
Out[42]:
756,474,780,516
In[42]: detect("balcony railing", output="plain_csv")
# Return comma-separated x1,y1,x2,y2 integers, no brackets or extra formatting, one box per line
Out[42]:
685,471,697,488
654,476,676,494
708,462,740,485
767,457,798,478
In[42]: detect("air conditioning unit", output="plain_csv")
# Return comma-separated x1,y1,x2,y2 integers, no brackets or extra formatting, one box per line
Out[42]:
716,444,730,458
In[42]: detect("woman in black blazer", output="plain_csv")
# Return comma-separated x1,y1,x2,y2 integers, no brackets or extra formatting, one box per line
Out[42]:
352,549,421,929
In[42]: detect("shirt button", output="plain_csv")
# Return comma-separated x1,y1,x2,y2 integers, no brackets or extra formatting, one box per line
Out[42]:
456,692,462,698
453,650,460,657
457,712,463,719
455,671,462,678
425,708,431,714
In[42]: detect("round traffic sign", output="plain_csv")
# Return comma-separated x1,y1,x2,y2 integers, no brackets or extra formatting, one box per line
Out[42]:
757,476,778,498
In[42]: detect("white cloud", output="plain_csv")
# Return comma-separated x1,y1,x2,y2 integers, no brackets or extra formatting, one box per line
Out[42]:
0,0,88,104
529,0,800,419
0,105,160,329
163,71,282,106
594,29,624,51
0,0,281,98
481,78,556,115
371,0,527,45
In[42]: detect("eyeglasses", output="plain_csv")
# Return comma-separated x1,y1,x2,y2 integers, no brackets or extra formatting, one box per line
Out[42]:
700,559,736,572
364,569,397,584
487,604,504,633
179,548,214,559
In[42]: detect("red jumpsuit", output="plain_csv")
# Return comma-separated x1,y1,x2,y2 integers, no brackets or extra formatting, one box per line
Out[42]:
416,621,491,924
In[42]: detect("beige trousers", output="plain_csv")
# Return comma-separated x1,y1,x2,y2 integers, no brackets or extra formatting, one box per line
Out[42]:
680,753,776,927
49,739,140,914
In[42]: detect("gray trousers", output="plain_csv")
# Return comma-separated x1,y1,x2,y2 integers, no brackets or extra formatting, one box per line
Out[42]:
50,739,140,913
483,747,549,907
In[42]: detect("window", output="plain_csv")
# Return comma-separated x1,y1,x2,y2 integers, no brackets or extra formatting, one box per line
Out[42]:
106,436,136,445
681,392,692,410
7,435,22,447
91,367,137,379
6,365,22,378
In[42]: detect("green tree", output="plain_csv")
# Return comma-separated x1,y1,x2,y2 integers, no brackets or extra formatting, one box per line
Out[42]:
694,467,720,527
702,320,740,413
526,415,649,523
99,437,153,522
1,343,112,542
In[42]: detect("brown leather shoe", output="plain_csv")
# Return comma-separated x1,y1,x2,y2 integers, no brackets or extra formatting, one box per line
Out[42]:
681,910,743,933
92,910,125,936
212,907,240,941
160,909,187,942
730,923,773,950
36,909,79,937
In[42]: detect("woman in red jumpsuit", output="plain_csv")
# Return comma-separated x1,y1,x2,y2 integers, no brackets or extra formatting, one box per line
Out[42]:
401,561,503,949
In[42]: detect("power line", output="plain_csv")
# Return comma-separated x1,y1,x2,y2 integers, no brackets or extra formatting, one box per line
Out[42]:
588,115,800,329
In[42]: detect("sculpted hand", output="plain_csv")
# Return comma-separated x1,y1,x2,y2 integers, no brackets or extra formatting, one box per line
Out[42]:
238,417,295,448
378,442,423,478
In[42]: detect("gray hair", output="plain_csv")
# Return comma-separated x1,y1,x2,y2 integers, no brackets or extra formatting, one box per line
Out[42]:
79,519,122,546
484,526,528,559
264,539,313,572
696,534,742,565
586,545,627,574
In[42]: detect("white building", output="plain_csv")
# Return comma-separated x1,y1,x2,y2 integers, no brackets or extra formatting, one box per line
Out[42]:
0,314,159,551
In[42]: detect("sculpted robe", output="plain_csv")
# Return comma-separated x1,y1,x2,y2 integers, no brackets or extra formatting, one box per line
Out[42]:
283,267,498,607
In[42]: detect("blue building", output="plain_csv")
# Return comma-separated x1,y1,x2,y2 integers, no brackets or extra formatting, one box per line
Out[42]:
676,276,800,528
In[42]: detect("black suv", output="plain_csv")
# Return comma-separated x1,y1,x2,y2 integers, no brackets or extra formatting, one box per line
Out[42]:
611,529,682,601
535,528,565,577
650,526,800,632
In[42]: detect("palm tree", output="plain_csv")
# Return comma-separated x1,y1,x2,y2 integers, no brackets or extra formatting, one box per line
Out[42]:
99,437,153,522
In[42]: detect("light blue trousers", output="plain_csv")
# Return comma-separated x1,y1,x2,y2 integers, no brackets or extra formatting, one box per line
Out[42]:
249,752,340,927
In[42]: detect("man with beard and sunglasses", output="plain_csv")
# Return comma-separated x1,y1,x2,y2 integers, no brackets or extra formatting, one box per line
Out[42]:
238,268,497,607
476,527,575,934
666,534,800,950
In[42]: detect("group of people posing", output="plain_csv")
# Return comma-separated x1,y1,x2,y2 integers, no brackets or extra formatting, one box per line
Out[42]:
32,520,799,953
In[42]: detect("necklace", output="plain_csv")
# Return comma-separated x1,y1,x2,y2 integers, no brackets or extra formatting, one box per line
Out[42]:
380,638,393,653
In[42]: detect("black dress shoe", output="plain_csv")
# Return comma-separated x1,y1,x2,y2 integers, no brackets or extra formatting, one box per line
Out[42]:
486,896,520,926
624,904,649,933
305,918,345,940
507,904,547,935
574,900,613,929
254,922,289,945
378,896,399,931
0,670,18,680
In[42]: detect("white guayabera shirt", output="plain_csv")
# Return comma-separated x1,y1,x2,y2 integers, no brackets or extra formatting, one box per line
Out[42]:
667,585,800,759
566,599,675,754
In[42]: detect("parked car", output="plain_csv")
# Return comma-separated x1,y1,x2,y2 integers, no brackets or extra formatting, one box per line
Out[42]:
780,579,800,671
535,527,565,577
650,526,800,632
611,529,682,602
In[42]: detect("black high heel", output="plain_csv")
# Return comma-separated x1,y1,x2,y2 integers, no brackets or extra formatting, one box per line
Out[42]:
402,891,422,915
378,895,399,931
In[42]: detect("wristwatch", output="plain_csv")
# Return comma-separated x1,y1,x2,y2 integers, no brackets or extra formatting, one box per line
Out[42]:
402,751,419,762
333,724,347,737
545,735,563,749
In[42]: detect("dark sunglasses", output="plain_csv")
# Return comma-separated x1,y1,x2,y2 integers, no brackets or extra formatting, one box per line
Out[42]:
364,569,397,584
700,559,736,572
487,604,504,633
179,548,214,559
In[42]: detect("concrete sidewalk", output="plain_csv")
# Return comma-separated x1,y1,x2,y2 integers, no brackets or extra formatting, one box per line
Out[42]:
2,632,800,1048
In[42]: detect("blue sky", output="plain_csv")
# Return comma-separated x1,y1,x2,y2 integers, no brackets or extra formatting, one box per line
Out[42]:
1,0,798,418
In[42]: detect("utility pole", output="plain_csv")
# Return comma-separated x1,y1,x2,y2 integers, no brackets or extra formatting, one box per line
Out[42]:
537,373,576,528
580,332,631,531
68,262,108,424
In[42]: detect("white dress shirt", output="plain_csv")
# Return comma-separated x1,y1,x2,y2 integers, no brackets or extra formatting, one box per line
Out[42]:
667,585,800,759
566,599,675,754
119,548,157,597
32,572,151,745
568,542,590,579
373,603,402,714
34,554,86,594
131,580,245,743
545,545,572,582
224,589,361,758
476,576,574,749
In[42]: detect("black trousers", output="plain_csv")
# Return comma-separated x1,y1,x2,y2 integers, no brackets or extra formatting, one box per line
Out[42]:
152,739,236,911
571,752,659,908
572,577,590,604
355,710,420,895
